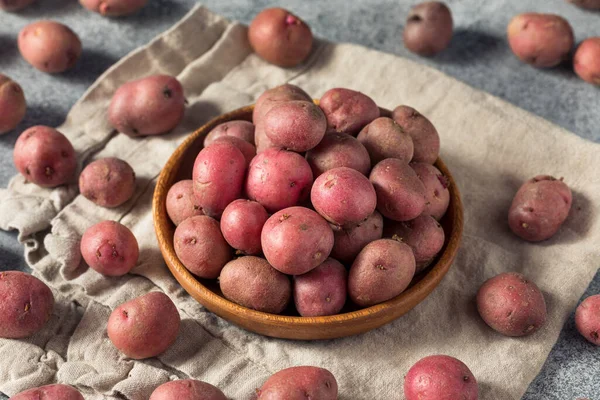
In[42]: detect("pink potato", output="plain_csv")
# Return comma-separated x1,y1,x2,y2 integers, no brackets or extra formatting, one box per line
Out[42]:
18,21,81,73
212,135,256,166
166,180,204,226
261,206,334,275
79,0,147,16
392,105,440,164
476,272,547,337
508,175,572,242
219,256,291,314
0,74,26,134
13,125,77,188
574,37,600,85
404,355,478,400
79,157,136,208
192,140,246,218
0,0,35,11
331,211,383,264
204,120,255,147
567,0,600,8
149,380,227,400
10,384,83,400
305,132,371,177
411,162,450,220
220,199,269,255
174,215,231,279
108,74,186,137
257,366,338,400
293,258,347,317
245,148,313,213
403,2,454,57
107,291,180,359
253,84,312,125
348,239,416,307
575,294,600,346
0,271,54,339
80,220,139,276
507,13,574,68
369,158,427,222
357,117,414,165
319,88,380,135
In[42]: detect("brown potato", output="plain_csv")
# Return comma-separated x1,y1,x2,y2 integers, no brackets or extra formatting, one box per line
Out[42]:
9,384,83,400
79,0,147,16
392,105,440,164
357,117,414,165
319,88,380,135
166,180,204,226
411,162,450,220
257,366,338,400
79,157,136,208
293,258,347,317
331,211,383,264
403,2,453,56
305,132,371,177
149,380,227,400
574,37,600,85
0,74,26,135
204,120,255,147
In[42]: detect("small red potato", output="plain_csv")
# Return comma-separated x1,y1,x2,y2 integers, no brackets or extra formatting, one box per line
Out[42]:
293,258,347,317
80,220,139,277
14,125,76,188
245,148,313,213
79,157,136,208
204,120,255,147
403,2,454,57
248,8,313,68
261,206,334,275
508,175,572,242
264,100,327,152
253,83,312,125
348,239,416,307
411,162,450,220
107,291,180,359
149,380,227,400
507,13,574,68
79,0,147,16
574,37,600,85
331,211,383,264
18,21,82,73
370,158,427,222
166,180,204,226
10,384,83,400
319,88,380,135
0,0,35,11
392,105,440,164
220,199,269,255
305,132,371,177
476,272,547,337
0,74,26,134
174,215,232,279
108,74,186,137
212,135,256,166
219,256,291,314
404,355,478,400
567,0,600,9
575,294,600,346
257,366,338,400
357,117,414,165
0,271,54,339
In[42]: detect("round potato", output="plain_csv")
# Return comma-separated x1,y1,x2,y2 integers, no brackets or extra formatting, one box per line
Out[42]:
0,271,54,339
319,88,380,135
80,0,147,16
0,74,26,135
166,180,204,226
79,157,136,208
357,117,414,165
204,120,255,147
212,135,256,166
574,37,600,85
80,220,139,276
253,84,312,125
257,366,338,400
149,379,227,400
220,199,269,255
403,2,453,56
306,132,371,177
0,0,36,11
263,100,326,152
392,105,440,164
331,211,383,264
567,0,600,8
575,294,600,346
411,162,450,220
294,258,347,317
10,384,83,400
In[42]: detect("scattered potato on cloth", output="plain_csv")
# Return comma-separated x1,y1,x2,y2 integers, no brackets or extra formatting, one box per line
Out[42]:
411,162,450,220
331,211,383,264
149,380,227,400
9,384,84,400
357,117,414,165
319,88,380,135
166,180,204,226
220,199,269,255
294,258,347,317
204,120,255,147
0,0,35,11
403,1,453,56
306,132,371,177
256,366,338,400
80,220,139,276
575,294,600,346
566,0,600,9
574,37,600,85
80,0,147,16
0,74,26,134
79,157,136,208
253,83,312,125
392,105,440,164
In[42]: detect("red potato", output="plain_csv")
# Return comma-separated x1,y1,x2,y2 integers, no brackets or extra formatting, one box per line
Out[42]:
0,0,35,11
80,220,139,277
319,88,380,135
293,258,347,317
404,355,478,400
507,13,574,68
331,211,383,264
220,199,269,255
9,384,83,400
149,380,227,400
305,132,371,177
192,141,246,218
79,0,147,16
348,239,416,307
508,175,572,242
476,272,547,337
166,180,204,226
79,157,136,208
253,84,312,125
108,74,186,137
357,117,414,165
245,148,313,213
567,0,600,8
257,366,338,400
174,215,231,279
254,122,279,153
392,105,440,164
575,294,600,346
248,8,313,68
574,37,600,85
370,158,427,222
204,120,255,147
261,207,334,275
411,162,450,220
0,271,54,339
213,135,256,166
403,2,454,57
107,291,180,359
219,256,291,314
13,126,77,188
263,100,326,152
18,21,81,73
0,74,26,134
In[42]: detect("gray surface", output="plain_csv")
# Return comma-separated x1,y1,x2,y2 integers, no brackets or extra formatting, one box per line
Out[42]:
0,0,598,398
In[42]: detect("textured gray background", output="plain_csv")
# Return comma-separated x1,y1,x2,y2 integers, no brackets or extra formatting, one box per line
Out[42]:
0,0,599,399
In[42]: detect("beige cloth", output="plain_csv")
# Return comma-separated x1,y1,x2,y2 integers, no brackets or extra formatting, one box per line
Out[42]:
0,6,599,400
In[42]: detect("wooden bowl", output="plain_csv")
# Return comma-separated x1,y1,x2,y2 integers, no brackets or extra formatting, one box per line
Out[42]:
153,103,464,340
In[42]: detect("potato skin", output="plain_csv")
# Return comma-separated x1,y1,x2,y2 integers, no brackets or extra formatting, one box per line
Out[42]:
166,180,204,226
403,2,453,57
306,132,371,177
18,21,81,73
79,157,136,208
348,239,416,307
14,126,76,188
392,105,440,164
575,294,600,346
476,272,547,337
0,74,26,134
248,8,313,68
9,384,84,400
331,211,383,264
411,162,450,220
212,135,256,166
357,117,414,165
174,215,232,279
567,0,600,9
219,256,291,314
204,120,255,147
319,88,380,135
264,100,327,152
107,291,180,359
257,366,338,400
293,258,347,317
507,13,574,68
404,355,478,400
80,220,139,276
261,206,334,275
0,271,54,339
79,0,147,16
0,0,35,11
253,84,312,125
508,175,572,242
149,380,227,400
574,37,600,85
108,74,185,137
220,199,269,255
